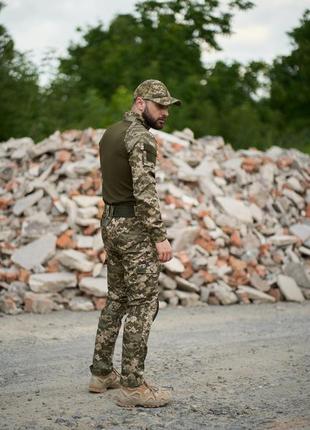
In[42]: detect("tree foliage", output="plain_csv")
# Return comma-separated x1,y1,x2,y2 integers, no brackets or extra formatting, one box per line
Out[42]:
0,1,309,153
267,9,310,151
0,1,41,141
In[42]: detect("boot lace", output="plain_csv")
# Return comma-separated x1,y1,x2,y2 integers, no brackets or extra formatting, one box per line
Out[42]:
113,368,121,377
144,380,159,397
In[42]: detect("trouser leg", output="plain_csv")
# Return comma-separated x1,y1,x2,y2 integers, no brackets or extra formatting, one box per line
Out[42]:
121,292,159,387
90,299,126,376
120,241,160,388
90,247,127,376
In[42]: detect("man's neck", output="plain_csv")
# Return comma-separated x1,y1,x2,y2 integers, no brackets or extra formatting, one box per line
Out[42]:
125,110,150,129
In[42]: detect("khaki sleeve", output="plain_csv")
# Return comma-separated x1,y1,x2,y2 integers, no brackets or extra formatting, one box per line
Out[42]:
127,134,167,243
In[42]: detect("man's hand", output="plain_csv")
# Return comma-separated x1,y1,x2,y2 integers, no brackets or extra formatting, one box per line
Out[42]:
156,239,173,262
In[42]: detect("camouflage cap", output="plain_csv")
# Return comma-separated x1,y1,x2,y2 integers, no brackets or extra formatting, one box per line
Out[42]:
134,79,181,106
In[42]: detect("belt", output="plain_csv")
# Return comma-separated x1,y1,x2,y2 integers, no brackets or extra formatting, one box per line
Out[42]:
104,203,136,218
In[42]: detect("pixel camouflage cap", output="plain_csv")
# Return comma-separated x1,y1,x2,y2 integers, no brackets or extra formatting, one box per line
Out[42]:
134,79,181,106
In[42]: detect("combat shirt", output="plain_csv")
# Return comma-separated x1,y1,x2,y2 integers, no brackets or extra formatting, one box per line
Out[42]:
99,111,167,243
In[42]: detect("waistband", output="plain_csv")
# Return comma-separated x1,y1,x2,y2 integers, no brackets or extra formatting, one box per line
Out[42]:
104,203,136,218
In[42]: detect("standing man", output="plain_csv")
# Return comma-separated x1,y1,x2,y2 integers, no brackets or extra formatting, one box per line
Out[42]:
89,80,181,408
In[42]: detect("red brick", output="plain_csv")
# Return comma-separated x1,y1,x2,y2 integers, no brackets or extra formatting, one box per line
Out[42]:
56,150,71,162
56,232,76,249
230,231,242,247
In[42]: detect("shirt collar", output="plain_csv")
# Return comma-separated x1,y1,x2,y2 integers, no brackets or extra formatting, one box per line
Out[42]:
123,111,149,129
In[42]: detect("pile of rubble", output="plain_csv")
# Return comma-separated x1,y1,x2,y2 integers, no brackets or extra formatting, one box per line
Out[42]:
0,127,309,314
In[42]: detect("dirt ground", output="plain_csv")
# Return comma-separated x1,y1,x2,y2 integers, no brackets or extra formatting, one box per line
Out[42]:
1,302,310,430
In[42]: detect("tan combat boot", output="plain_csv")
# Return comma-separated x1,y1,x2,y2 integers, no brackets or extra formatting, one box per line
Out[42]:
115,381,172,408
89,368,121,393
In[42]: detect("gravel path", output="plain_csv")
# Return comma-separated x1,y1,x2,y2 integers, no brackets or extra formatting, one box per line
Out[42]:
1,302,310,430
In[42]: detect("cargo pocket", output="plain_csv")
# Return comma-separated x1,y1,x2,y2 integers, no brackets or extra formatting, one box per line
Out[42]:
100,213,110,243
136,262,160,277
143,143,157,167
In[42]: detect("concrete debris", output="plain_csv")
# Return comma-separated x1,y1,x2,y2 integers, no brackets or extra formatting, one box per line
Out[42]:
215,197,253,224
13,190,44,216
69,296,94,311
79,277,108,297
206,282,239,305
175,276,200,293
0,127,309,313
29,272,77,293
277,275,305,303
283,262,310,289
11,233,57,270
24,292,59,314
299,246,310,256
236,286,276,303
175,290,200,306
249,272,270,292
56,249,95,272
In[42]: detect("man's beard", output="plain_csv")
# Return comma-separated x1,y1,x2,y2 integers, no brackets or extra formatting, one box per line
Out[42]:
142,105,166,130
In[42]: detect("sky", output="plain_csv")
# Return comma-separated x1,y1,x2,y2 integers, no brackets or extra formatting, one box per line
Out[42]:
1,0,309,83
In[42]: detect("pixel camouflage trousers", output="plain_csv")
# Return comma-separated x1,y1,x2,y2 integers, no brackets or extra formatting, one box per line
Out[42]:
90,214,160,387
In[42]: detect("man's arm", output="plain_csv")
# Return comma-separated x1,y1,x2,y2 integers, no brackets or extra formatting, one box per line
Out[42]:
127,133,167,244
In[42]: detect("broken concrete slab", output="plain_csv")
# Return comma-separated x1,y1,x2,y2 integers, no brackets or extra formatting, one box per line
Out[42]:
13,190,44,216
277,275,305,302
283,262,310,289
289,223,310,242
69,296,94,311
11,233,57,270
250,272,270,292
79,277,108,297
57,250,95,272
208,282,239,305
216,197,253,224
29,272,77,293
175,276,200,293
236,286,275,303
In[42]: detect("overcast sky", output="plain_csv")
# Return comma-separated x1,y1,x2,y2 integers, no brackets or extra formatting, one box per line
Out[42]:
1,0,308,81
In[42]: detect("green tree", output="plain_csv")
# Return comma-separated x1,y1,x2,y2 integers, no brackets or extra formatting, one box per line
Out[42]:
268,9,310,152
59,0,254,93
50,0,254,133
0,1,41,141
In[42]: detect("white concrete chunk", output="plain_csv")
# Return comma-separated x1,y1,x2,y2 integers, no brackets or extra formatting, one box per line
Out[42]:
13,190,44,216
57,250,95,272
216,197,253,224
277,275,305,302
163,257,185,274
29,272,77,293
79,277,108,297
69,296,94,311
12,233,57,270
236,286,275,303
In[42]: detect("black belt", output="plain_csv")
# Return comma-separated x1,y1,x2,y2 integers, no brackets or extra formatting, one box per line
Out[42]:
104,203,136,218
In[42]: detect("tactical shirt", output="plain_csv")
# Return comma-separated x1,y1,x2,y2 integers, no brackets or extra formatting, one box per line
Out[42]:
99,111,167,243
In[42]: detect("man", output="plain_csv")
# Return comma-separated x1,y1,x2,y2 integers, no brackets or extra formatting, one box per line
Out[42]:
88,80,181,408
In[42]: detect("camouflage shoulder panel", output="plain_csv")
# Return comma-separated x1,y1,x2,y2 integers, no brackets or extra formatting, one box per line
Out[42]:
124,120,156,153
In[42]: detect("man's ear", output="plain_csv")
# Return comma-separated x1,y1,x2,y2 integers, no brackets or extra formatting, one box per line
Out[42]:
135,96,146,112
